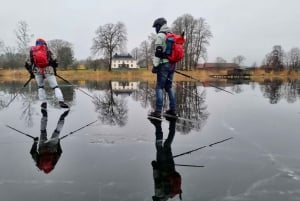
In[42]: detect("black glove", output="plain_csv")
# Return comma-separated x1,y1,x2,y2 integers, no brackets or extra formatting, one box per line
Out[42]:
51,60,58,68
53,67,57,75
25,62,33,71
51,60,58,75
34,137,39,142
151,160,158,169
30,72,35,79
25,62,30,69
152,67,158,74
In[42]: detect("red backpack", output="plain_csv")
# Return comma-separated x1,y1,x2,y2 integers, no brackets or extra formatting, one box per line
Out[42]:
164,32,185,64
168,171,182,200
31,45,49,68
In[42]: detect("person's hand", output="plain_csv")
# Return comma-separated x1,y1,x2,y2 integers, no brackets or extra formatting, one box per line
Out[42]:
51,60,58,68
152,66,158,74
53,67,57,75
30,71,35,79
25,62,30,69
34,137,39,142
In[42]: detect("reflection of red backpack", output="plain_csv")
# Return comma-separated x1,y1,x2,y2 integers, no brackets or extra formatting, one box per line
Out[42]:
168,171,182,199
31,45,49,68
38,152,55,174
164,32,185,64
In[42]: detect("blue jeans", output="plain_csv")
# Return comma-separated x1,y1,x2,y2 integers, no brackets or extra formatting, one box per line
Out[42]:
155,62,176,112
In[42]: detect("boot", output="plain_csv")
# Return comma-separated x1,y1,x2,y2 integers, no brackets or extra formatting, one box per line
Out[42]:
59,101,69,109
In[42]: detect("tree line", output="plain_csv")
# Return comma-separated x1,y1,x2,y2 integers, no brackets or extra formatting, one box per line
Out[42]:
0,21,74,70
1,14,299,71
262,45,300,71
0,14,213,71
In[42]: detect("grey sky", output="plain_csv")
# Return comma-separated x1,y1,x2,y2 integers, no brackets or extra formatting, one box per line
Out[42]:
1,0,300,66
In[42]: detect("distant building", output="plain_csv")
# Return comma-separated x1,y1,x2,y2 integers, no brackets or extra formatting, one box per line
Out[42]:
197,63,239,71
111,81,139,96
112,53,139,69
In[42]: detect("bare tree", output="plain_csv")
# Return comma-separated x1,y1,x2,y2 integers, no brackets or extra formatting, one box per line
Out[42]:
148,33,156,62
264,45,284,70
215,57,227,63
172,14,195,70
93,81,128,126
131,47,139,60
191,18,212,68
286,47,300,70
48,39,74,69
2,46,24,69
251,62,257,68
232,55,246,67
0,39,4,53
48,39,72,54
139,40,151,69
172,14,212,70
262,53,272,66
91,22,127,71
15,21,33,55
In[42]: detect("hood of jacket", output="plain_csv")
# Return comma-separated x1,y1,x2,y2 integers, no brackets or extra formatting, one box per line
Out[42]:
159,24,171,33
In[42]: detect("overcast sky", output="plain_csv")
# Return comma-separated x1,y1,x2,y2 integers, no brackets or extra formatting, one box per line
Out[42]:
1,0,300,66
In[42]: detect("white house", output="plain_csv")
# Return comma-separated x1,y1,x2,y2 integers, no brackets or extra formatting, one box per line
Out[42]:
111,81,139,96
111,53,139,69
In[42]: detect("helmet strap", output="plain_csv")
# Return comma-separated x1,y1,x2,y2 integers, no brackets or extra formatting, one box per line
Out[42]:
155,25,161,34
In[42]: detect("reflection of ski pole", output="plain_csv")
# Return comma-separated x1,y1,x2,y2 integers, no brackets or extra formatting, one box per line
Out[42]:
175,164,205,168
173,146,207,158
5,77,33,108
175,70,234,95
59,120,98,140
55,74,95,99
209,137,233,147
173,137,233,158
6,125,35,139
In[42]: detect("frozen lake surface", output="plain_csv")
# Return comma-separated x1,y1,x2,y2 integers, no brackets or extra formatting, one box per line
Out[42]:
0,79,300,201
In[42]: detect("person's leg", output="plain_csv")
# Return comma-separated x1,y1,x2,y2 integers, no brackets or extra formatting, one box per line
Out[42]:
39,110,48,150
46,73,68,108
155,64,168,113
46,74,64,102
51,110,69,139
164,119,176,146
35,74,47,103
165,70,176,112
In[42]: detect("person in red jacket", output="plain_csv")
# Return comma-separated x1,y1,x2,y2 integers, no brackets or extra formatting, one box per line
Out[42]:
25,38,69,109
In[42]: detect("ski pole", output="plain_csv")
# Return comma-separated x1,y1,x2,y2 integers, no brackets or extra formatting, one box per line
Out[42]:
175,164,205,168
55,74,95,99
173,146,207,158
208,137,233,147
174,70,234,95
59,120,98,140
6,125,35,139
173,137,233,158
5,77,33,108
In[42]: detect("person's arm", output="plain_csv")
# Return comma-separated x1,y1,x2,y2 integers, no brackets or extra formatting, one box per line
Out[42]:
57,140,62,154
30,138,39,162
48,49,58,74
25,49,35,78
152,33,166,67
48,50,58,66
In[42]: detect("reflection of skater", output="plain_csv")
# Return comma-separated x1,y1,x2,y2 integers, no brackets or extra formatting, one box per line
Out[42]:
149,118,182,201
30,106,70,174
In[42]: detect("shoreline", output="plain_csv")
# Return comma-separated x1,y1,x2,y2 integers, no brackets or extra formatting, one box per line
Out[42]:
1,69,299,82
